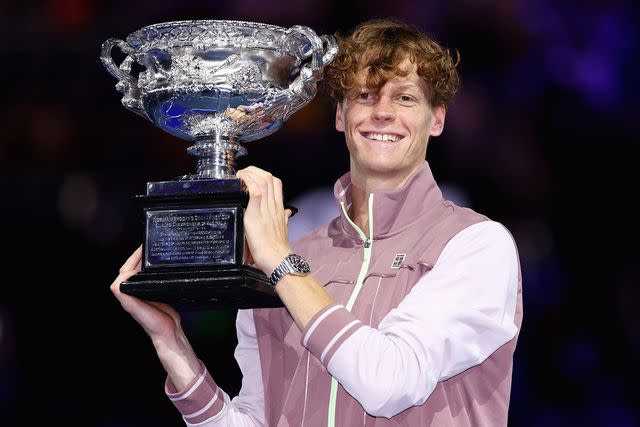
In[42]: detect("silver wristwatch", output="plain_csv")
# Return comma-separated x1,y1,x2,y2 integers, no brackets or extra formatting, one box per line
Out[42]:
269,253,311,287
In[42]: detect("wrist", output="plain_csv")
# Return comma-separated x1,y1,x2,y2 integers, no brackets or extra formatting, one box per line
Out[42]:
261,247,292,275
269,253,311,287
153,331,201,391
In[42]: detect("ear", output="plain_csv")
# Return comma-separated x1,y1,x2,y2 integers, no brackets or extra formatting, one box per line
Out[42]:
335,101,345,132
429,105,446,137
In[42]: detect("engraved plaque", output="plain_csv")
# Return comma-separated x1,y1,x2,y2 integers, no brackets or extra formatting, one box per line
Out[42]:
145,208,237,267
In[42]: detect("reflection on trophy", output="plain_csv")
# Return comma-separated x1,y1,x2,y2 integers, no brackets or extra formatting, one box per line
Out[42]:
100,20,338,309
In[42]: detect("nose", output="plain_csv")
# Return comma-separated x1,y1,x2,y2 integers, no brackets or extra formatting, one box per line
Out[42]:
372,96,396,122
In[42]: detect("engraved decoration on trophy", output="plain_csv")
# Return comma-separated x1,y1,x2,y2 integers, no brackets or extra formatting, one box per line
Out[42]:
100,20,338,308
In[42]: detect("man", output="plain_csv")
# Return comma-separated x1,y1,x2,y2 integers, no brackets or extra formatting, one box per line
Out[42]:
112,19,522,426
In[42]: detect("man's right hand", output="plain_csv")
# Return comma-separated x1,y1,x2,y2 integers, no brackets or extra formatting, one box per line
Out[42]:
110,245,201,391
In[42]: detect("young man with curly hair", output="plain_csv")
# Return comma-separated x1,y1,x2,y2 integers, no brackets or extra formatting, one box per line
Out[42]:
112,19,522,426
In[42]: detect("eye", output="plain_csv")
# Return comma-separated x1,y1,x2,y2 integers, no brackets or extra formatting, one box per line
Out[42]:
355,91,376,104
398,94,417,104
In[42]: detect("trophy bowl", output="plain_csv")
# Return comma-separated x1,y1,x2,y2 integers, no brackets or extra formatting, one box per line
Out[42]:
101,20,337,308
102,19,338,179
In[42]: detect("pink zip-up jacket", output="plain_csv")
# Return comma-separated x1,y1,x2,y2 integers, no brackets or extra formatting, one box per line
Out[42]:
166,162,523,426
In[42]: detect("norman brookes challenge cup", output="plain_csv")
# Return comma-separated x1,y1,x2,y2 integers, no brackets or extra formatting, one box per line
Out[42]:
100,20,338,309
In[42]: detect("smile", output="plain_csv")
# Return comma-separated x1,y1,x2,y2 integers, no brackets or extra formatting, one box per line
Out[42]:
361,132,403,142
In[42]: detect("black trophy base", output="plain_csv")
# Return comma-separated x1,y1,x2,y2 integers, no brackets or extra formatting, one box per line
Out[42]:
121,265,283,310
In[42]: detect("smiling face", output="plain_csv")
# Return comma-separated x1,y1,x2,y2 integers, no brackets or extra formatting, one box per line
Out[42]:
335,62,446,188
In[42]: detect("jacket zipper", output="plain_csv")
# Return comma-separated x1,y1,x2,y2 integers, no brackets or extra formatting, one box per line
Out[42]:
327,193,374,427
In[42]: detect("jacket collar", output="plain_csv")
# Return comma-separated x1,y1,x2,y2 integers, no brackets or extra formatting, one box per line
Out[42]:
330,161,444,240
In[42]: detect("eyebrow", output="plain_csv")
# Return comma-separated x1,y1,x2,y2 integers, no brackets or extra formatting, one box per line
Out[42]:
393,83,423,92
357,83,422,93
353,81,425,97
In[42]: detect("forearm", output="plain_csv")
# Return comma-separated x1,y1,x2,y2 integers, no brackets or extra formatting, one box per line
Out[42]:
153,327,202,391
274,274,334,331
166,309,265,426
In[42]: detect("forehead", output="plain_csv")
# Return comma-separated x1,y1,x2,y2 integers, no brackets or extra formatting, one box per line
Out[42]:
354,69,429,94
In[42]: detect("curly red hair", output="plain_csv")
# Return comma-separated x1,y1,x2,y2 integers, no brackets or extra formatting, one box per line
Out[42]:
323,19,461,107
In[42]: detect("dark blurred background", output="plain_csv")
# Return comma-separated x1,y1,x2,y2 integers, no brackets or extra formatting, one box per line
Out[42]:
1,0,638,426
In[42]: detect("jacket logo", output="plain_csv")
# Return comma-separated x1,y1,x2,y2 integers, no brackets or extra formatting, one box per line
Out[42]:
391,253,406,269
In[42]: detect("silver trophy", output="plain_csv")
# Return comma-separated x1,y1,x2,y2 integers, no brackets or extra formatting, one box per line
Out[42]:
101,20,338,309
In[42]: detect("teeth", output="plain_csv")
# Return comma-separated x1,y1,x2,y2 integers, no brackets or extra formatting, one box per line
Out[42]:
366,133,400,142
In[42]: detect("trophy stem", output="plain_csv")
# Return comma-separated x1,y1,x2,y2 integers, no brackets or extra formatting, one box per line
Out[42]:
186,135,248,180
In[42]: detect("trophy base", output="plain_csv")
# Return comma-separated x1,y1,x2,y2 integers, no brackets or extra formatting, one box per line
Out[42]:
121,265,283,310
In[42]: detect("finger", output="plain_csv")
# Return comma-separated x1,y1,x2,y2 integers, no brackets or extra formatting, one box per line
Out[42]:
262,173,276,216
284,208,293,225
285,206,298,218
120,245,142,271
237,170,262,209
238,167,272,216
247,166,282,209
246,167,275,214
273,176,285,214
118,245,142,273
120,245,143,274
238,165,268,177
110,268,139,297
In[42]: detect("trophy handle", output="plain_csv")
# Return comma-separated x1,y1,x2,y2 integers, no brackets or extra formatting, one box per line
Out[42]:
319,34,339,71
281,26,338,120
100,38,150,120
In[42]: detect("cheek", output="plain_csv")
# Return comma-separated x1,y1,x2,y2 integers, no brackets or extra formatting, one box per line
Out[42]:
414,115,433,139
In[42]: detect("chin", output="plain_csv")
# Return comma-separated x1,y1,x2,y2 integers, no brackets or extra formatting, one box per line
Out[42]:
366,162,408,176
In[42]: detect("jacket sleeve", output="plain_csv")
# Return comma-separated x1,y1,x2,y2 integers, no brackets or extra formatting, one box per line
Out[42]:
300,221,520,418
165,309,265,426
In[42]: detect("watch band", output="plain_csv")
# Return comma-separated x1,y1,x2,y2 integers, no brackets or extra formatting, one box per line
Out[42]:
269,253,310,287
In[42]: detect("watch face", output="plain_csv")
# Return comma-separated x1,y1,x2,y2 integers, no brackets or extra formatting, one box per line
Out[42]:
289,254,310,274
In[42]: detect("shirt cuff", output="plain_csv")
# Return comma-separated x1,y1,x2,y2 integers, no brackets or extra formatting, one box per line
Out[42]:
165,360,225,424
301,304,365,366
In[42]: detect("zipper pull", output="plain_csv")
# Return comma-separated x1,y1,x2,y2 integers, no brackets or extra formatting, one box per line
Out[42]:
364,238,371,248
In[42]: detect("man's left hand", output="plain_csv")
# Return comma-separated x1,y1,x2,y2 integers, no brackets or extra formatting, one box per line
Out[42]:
236,166,293,276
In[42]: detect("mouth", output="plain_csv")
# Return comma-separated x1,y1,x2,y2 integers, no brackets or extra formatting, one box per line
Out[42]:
361,132,405,143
